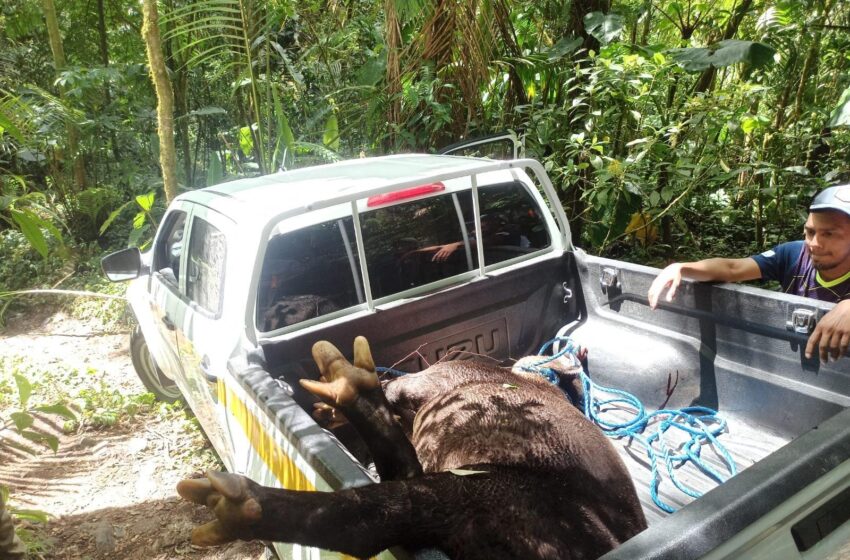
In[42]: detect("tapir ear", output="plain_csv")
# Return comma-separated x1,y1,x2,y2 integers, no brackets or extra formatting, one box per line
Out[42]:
353,336,375,372
312,341,349,377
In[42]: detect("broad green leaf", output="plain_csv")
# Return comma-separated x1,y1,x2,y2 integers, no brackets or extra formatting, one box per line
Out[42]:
323,114,339,151
590,155,604,170
668,40,776,72
14,373,32,407
30,212,63,247
649,191,661,206
34,403,76,420
135,192,155,212
239,126,254,157
21,430,59,452
9,209,47,258
127,223,150,248
741,117,758,135
0,111,23,143
829,86,850,127
356,54,386,86
584,12,625,45
99,200,134,235
133,211,146,229
546,36,583,61
11,411,34,432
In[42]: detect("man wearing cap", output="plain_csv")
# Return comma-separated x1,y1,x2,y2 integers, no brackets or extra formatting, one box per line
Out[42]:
648,185,850,363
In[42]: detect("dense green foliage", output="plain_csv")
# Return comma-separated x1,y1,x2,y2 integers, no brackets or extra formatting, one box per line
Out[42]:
1,0,849,283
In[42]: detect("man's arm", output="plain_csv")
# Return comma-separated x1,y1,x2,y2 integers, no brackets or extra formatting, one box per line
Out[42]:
647,257,762,309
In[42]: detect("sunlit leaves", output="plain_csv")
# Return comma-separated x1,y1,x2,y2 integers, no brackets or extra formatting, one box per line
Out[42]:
135,193,154,212
239,126,254,157
829,86,850,127
323,113,339,151
8,209,48,259
10,412,34,432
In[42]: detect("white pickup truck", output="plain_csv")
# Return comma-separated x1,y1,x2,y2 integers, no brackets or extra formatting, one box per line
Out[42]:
102,139,850,560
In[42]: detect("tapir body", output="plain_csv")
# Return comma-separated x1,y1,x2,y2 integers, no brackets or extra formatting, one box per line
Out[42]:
178,337,647,559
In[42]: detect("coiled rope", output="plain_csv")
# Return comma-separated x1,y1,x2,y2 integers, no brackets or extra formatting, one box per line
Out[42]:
522,336,737,513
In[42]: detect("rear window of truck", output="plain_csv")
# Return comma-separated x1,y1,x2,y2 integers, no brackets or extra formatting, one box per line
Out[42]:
257,180,550,331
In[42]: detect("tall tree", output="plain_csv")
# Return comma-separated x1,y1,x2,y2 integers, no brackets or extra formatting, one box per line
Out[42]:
41,0,85,189
142,0,179,203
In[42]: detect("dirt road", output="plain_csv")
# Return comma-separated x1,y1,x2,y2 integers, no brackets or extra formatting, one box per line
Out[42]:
0,309,265,559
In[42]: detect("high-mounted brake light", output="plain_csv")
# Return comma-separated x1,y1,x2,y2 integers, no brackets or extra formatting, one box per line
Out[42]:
366,182,445,208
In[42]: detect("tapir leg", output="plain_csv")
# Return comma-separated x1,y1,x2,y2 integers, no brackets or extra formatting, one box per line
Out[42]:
178,465,634,560
302,337,423,480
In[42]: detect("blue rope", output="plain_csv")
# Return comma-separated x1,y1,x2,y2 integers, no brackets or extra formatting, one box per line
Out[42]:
376,366,410,377
533,336,738,513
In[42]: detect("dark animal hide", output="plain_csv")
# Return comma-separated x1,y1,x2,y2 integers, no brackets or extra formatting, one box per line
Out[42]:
178,337,647,559
263,295,341,331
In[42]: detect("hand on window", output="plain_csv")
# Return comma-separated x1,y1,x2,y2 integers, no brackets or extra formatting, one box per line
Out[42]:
431,241,463,262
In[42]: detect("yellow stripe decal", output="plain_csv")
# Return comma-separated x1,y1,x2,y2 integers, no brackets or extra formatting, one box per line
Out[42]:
221,380,315,492
219,380,377,560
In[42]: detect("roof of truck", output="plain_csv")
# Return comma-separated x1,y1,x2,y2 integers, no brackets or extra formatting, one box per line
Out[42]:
176,154,506,221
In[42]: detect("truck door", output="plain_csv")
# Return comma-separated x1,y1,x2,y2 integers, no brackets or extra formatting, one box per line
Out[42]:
144,207,190,391
438,132,522,159
173,207,236,469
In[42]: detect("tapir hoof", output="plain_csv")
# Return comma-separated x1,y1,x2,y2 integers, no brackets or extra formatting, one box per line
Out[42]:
301,336,380,407
176,470,263,546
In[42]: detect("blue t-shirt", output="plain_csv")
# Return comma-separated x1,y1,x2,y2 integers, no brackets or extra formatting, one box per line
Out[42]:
751,240,850,302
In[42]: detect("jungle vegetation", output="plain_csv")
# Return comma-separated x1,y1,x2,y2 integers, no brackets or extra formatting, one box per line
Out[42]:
0,0,849,275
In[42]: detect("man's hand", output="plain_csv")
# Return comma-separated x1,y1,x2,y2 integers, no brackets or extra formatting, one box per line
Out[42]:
431,241,462,262
647,263,685,309
805,299,850,362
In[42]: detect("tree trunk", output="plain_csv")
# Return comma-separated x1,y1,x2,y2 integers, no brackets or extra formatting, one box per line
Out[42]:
791,0,837,123
693,0,754,94
384,0,402,148
96,0,121,162
0,492,26,560
142,0,179,203
42,0,86,189
161,0,193,186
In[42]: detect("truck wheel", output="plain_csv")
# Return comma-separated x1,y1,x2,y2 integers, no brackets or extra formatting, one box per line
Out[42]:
130,325,181,403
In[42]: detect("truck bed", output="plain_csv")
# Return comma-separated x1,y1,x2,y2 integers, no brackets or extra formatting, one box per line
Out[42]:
248,250,850,559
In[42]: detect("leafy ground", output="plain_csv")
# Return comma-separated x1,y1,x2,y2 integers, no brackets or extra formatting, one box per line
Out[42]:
0,304,265,559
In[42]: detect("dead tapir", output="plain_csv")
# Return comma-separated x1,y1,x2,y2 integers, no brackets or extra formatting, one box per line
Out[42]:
177,336,647,559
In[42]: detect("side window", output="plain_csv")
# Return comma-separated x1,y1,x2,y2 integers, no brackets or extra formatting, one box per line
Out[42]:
186,217,226,315
153,210,187,287
477,181,551,265
258,217,363,331
360,181,550,299
362,191,477,299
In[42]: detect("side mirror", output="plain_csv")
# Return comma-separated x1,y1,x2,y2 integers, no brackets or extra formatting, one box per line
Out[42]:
101,248,144,282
